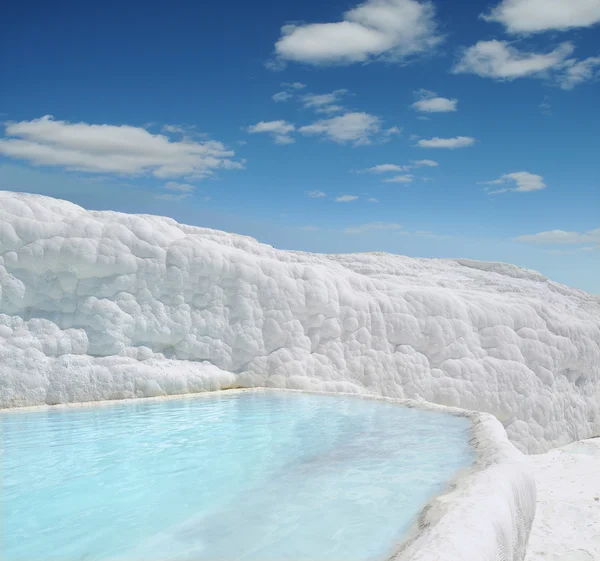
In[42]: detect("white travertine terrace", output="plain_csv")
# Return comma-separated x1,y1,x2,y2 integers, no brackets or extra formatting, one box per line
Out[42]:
1,191,599,457
5,191,600,560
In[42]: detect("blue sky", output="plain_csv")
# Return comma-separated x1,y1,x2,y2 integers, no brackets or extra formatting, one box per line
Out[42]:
1,0,599,292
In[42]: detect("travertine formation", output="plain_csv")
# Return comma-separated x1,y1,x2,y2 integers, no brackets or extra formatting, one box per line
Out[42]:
1,191,599,453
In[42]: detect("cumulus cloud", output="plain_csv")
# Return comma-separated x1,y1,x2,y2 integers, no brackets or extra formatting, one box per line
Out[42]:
335,194,359,202
482,0,600,34
302,90,348,113
358,163,411,173
344,221,403,234
273,0,442,66
514,228,600,247
382,174,414,183
417,136,476,148
162,124,187,134
247,120,296,144
281,81,307,90
154,181,199,201
482,171,546,193
0,115,242,179
383,126,402,137
559,56,600,89
299,112,383,145
272,92,293,102
453,40,576,80
412,159,438,167
306,190,327,198
411,89,457,112
454,40,600,88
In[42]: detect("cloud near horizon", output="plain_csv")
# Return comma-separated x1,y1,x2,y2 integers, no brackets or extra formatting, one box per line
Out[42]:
0,116,243,179
514,228,600,249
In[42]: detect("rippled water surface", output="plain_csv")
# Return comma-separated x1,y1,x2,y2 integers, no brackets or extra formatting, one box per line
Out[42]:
1,391,474,561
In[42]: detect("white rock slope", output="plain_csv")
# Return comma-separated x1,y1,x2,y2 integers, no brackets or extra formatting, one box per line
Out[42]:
1,191,599,453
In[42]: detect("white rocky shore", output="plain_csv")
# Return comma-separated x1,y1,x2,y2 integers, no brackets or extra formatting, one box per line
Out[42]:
1,191,599,560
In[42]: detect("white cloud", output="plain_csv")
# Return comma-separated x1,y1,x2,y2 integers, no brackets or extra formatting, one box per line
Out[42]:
164,181,196,192
417,136,475,148
453,40,574,80
368,197,380,203
274,135,296,145
382,174,414,183
412,97,457,112
411,89,457,112
335,194,359,202
302,90,348,113
412,159,438,167
482,0,600,34
383,126,402,137
306,190,327,198
273,0,442,66
514,228,600,246
454,40,600,88
358,163,411,173
281,81,307,90
483,171,546,193
247,120,295,144
0,115,242,179
154,193,193,201
162,124,186,134
559,56,600,89
345,221,403,234
160,124,207,138
299,112,382,145
272,91,293,102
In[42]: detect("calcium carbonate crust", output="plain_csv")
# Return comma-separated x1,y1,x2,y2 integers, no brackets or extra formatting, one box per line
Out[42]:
1,191,599,454
389,401,536,561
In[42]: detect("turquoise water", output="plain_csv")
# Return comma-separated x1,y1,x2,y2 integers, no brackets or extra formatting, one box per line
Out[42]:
1,391,474,561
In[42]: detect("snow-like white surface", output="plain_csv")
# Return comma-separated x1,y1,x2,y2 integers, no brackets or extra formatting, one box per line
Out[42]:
1,191,599,453
394,409,536,561
525,438,600,561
